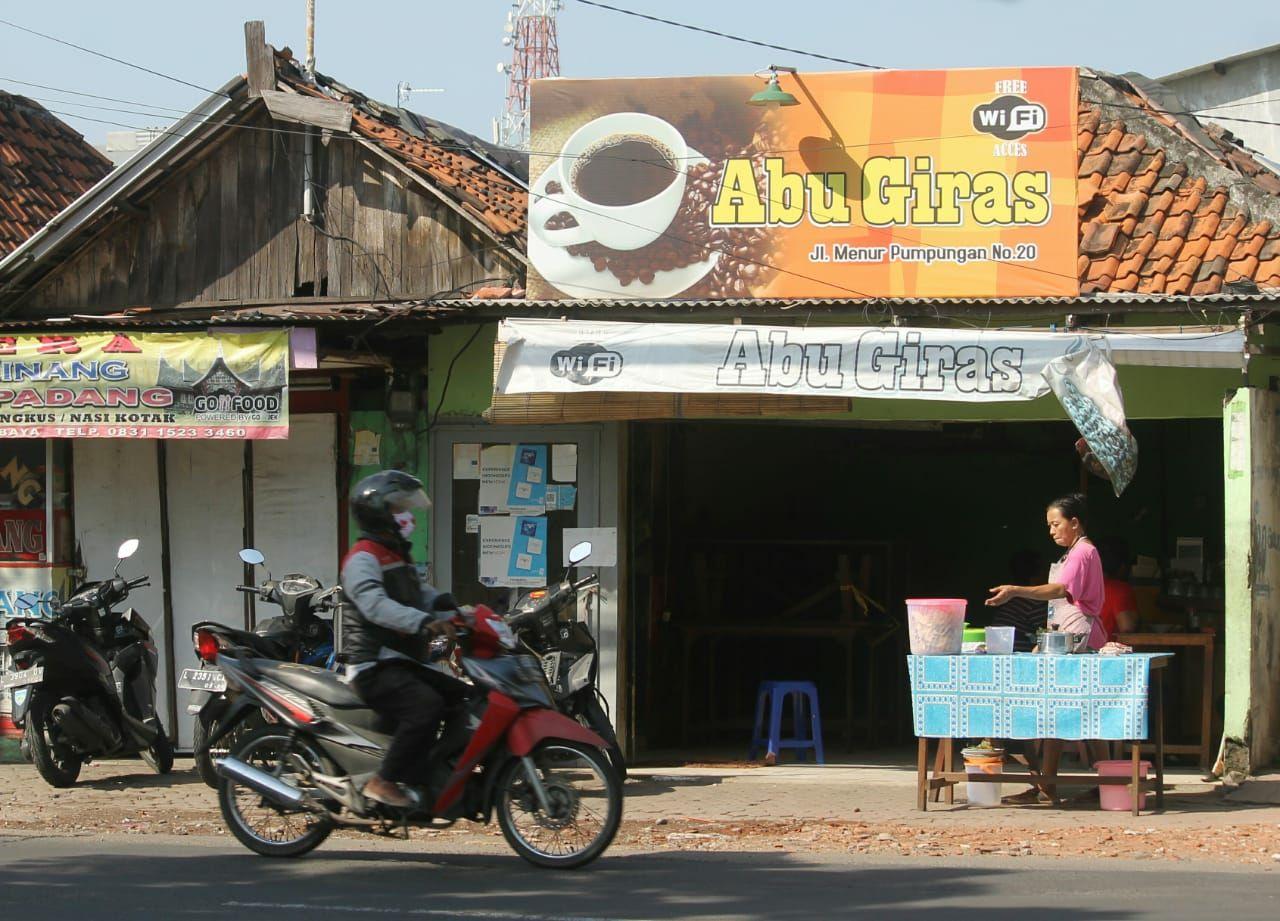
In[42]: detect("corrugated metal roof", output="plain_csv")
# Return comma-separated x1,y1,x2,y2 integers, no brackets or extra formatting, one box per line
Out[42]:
439,289,1280,311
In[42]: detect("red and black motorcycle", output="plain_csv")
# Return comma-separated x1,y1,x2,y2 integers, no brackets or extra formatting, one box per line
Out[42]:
209,602,622,868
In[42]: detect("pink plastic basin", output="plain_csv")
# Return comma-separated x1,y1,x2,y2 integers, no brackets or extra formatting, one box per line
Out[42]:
906,598,968,655
1096,759,1151,811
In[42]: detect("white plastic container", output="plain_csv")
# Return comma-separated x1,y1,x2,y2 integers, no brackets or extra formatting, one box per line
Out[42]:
985,626,1016,655
962,747,1004,806
906,598,967,655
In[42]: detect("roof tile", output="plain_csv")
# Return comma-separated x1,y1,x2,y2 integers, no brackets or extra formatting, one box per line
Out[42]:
1079,149,1113,178
0,92,112,256
278,53,527,247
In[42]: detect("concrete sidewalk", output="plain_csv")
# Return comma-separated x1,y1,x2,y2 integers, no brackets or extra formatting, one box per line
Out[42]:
2,758,1279,865
626,761,1252,827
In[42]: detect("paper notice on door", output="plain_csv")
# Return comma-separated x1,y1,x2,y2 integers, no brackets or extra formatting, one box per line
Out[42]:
552,443,578,482
465,514,481,534
453,443,481,480
545,484,577,512
478,515,547,588
353,430,381,466
507,444,548,512
478,445,515,514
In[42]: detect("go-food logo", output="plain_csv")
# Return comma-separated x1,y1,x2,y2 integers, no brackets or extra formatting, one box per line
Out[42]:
972,95,1047,141
550,344,623,386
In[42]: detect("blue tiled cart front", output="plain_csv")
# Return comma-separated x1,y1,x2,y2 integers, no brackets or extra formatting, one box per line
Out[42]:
908,653,1162,741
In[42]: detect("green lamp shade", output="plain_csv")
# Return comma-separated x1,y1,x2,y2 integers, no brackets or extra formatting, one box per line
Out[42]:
747,74,799,107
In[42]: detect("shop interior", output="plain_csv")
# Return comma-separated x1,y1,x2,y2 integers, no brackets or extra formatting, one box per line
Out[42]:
626,417,1225,764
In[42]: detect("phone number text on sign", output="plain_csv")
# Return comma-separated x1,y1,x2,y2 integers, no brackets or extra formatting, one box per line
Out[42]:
0,426,283,439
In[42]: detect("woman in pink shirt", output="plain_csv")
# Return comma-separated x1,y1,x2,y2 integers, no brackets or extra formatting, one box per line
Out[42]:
987,492,1107,651
986,493,1108,803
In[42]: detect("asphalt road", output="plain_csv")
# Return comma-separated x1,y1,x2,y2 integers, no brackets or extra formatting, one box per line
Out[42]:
0,833,1277,920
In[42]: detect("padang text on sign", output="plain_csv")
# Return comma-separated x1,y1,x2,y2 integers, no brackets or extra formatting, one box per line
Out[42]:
0,331,289,439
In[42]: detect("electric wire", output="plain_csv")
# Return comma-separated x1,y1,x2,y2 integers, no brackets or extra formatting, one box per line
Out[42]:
3,93,1250,302
15,88,1276,300
568,0,885,70
0,17,231,99
6,88,1075,165
0,77,194,115
0,35,1274,305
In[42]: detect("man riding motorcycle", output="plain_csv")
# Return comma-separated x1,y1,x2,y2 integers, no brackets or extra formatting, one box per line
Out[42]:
340,470,460,808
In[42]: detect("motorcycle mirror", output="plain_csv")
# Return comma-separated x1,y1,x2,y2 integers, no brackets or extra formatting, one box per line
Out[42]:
114,538,140,575
239,548,266,566
567,541,593,566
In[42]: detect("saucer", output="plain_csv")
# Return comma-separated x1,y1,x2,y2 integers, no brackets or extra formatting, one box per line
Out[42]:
528,149,720,300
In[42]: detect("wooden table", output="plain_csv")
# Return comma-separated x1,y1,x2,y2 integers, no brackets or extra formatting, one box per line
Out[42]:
1115,631,1215,769
915,656,1167,816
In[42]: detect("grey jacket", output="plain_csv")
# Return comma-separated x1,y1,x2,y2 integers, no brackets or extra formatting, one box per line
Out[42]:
339,536,444,668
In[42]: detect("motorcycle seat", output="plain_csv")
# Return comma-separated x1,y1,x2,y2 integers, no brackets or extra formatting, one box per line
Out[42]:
257,661,364,708
245,633,290,658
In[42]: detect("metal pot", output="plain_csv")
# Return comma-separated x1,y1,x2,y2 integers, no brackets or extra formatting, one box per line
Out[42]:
1036,630,1087,654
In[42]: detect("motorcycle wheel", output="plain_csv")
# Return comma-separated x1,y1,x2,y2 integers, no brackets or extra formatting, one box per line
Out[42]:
24,694,82,788
141,724,174,775
193,711,261,789
191,716,220,788
218,727,333,858
577,694,627,781
495,741,622,870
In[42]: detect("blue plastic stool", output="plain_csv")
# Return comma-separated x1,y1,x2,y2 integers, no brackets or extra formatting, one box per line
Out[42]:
749,680,825,764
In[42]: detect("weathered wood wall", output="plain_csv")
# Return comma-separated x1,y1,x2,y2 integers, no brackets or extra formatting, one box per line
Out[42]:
14,110,521,315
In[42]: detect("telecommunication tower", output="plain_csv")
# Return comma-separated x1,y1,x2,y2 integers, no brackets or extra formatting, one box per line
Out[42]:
495,0,563,150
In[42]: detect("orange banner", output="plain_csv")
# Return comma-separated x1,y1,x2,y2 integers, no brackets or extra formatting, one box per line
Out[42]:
528,67,1078,300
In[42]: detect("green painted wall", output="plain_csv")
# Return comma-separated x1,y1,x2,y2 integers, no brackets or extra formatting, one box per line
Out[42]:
1222,387,1280,774
347,409,431,559
426,325,499,421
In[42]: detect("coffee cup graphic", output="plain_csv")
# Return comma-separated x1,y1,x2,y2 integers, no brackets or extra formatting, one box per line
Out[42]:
531,113,689,252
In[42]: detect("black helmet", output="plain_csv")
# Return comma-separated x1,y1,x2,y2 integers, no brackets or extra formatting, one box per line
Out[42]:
351,470,431,535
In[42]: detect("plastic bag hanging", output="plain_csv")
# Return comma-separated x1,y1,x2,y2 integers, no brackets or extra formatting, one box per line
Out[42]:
1042,341,1138,496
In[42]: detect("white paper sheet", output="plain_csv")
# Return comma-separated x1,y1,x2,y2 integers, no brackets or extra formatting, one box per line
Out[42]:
453,443,481,480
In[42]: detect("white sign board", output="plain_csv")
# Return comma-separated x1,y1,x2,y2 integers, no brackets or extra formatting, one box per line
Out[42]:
497,319,1244,402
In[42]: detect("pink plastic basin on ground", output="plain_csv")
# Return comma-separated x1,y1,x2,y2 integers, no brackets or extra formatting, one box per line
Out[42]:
1096,759,1151,811
906,598,968,655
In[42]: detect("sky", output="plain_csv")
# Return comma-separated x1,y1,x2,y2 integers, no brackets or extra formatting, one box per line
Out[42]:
3,0,1279,148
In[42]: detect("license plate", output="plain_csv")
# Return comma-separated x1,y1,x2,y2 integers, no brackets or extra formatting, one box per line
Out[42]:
0,666,43,690
178,667,226,693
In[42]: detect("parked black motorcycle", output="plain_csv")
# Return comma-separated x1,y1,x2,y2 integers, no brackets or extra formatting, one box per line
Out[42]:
506,548,625,779
1,538,174,787
182,547,337,787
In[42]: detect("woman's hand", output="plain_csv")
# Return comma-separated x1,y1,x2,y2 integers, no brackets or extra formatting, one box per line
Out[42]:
986,584,1021,606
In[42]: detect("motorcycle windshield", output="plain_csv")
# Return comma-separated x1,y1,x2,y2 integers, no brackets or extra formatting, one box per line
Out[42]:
462,656,555,710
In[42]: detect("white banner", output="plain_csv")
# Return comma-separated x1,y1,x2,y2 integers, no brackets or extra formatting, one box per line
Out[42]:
499,319,1074,402
496,319,1243,402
